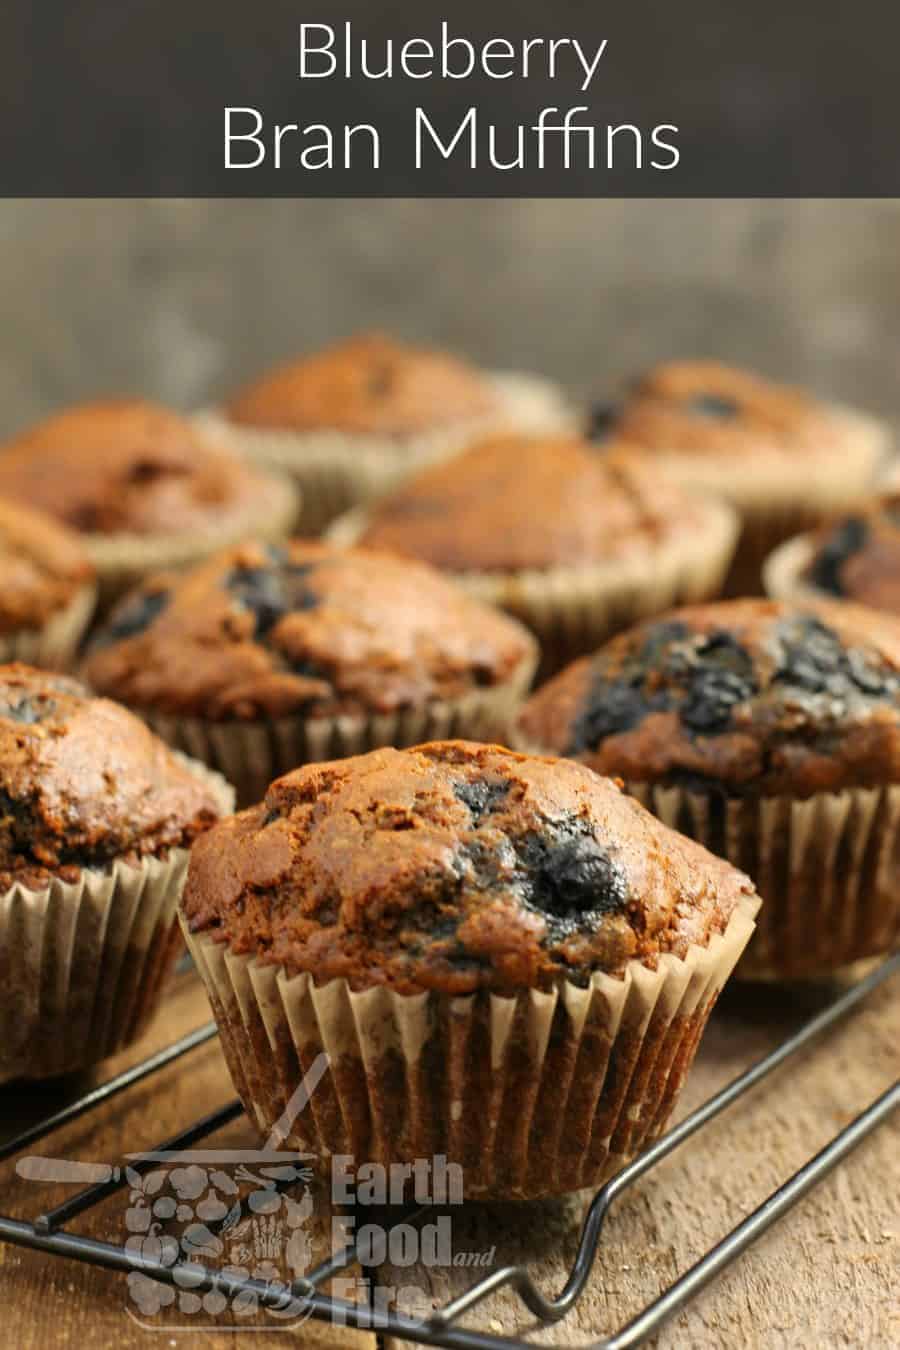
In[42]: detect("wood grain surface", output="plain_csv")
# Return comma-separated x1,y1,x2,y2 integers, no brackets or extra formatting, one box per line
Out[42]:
0,965,897,1349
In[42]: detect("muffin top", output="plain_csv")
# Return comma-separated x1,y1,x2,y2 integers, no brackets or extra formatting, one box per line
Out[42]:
0,399,284,537
182,740,757,994
517,599,900,797
801,495,900,612
224,332,498,437
0,664,225,891
0,497,94,634
353,435,713,573
595,360,851,460
84,540,536,721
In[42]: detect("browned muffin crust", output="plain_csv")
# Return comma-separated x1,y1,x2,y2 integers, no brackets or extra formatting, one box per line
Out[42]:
0,498,94,634
0,664,224,892
600,360,848,459
0,399,283,537
518,599,900,798
225,332,498,437
182,740,756,994
802,494,900,612
355,436,709,574
84,540,536,722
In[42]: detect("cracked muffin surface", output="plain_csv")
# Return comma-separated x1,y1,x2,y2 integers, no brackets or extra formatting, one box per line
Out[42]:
225,332,498,437
354,435,715,574
518,599,900,798
0,497,94,634
0,663,225,892
182,740,757,994
0,399,288,537
83,540,536,721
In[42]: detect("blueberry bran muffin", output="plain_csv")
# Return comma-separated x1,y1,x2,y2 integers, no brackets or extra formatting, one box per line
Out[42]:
205,333,574,533
0,399,298,605
0,664,232,1080
182,741,758,1199
518,599,900,977
84,540,538,805
765,493,900,616
329,435,738,678
590,361,889,595
0,497,96,668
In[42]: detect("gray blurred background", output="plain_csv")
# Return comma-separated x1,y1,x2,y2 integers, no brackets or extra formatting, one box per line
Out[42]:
1,199,899,433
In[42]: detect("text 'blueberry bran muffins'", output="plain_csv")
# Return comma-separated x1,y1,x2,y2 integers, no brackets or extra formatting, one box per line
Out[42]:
590,360,889,595
182,741,758,1199
0,496,96,668
84,540,538,805
0,664,233,1080
203,332,574,533
328,434,738,677
518,599,900,978
0,399,299,605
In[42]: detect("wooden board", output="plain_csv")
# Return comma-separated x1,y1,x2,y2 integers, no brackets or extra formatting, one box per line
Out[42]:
1,967,897,1348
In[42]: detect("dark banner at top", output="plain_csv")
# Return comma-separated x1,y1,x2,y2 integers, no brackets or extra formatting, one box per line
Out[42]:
1,0,896,196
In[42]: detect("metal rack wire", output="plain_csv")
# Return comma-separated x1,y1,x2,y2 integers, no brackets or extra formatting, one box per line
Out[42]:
0,952,897,1349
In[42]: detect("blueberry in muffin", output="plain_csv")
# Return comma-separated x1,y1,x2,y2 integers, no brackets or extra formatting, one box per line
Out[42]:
182,740,758,1198
83,540,538,804
0,663,232,1080
518,598,900,977
765,493,900,619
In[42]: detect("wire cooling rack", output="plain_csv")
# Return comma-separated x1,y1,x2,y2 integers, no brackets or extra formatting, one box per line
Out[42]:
0,952,897,1349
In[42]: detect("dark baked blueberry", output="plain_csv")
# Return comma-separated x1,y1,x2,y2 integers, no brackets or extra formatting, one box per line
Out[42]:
775,616,897,701
453,779,510,822
676,632,757,734
226,561,318,639
679,670,752,732
586,402,622,445
515,818,629,940
568,681,655,753
807,517,868,597
687,393,740,419
101,588,170,644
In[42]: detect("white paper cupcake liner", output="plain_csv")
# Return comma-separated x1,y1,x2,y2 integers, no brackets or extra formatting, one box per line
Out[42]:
628,781,900,979
83,472,300,610
197,371,577,535
328,497,739,679
184,893,757,1201
0,582,97,671
762,532,833,606
139,657,537,808
0,757,234,1082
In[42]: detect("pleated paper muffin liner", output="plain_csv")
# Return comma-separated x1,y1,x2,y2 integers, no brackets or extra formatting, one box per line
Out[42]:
643,405,890,596
628,781,900,980
183,894,757,1201
197,371,577,535
0,757,234,1083
138,656,537,809
83,472,300,611
0,581,96,671
328,497,739,680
